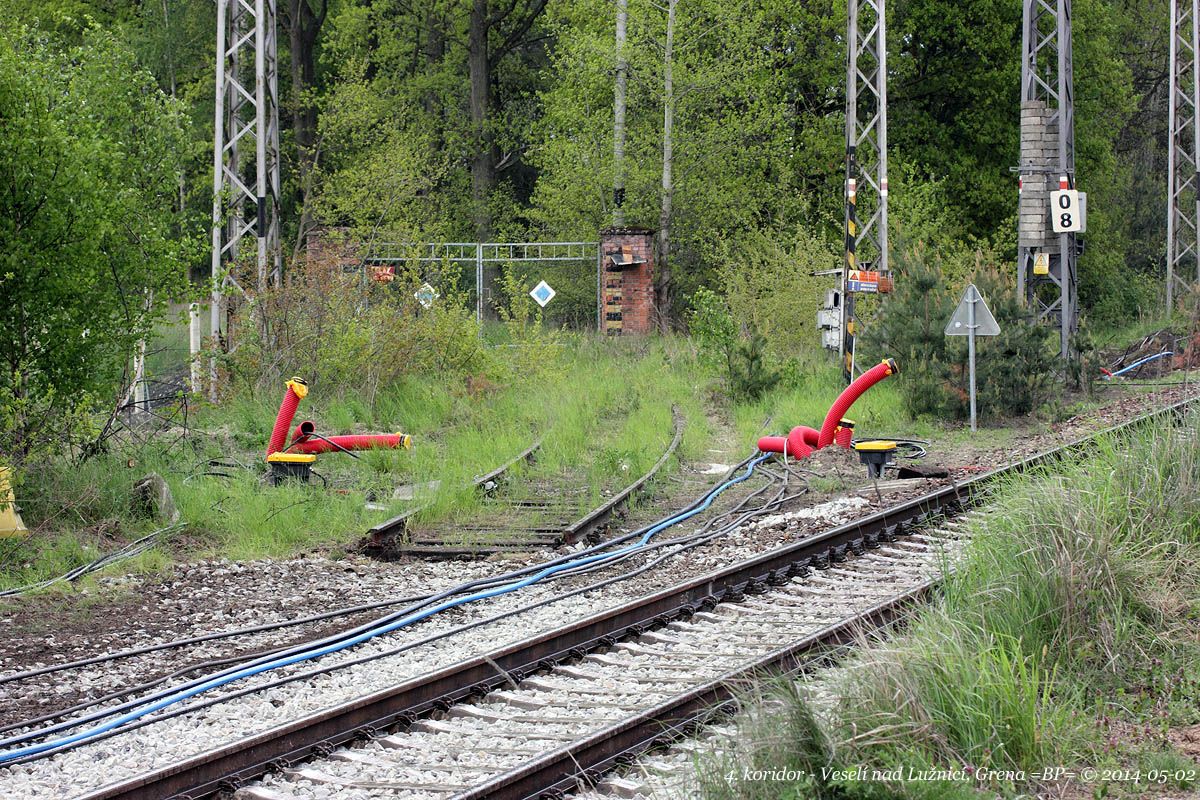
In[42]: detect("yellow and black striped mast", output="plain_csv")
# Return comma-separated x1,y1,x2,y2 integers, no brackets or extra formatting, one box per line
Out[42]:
843,166,859,385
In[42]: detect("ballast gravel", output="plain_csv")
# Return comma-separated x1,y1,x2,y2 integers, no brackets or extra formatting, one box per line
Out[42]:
1,384,1192,798
239,528,959,799
0,492,875,799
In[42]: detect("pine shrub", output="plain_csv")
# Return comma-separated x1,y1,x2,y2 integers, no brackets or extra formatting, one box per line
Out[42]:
864,244,1056,420
689,288,780,401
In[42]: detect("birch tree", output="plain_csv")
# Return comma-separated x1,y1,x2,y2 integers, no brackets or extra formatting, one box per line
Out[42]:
656,0,676,329
613,0,629,226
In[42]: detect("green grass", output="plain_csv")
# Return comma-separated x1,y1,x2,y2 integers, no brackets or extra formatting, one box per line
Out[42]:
1090,309,1188,349
8,319,1177,596
733,359,921,445
704,412,1200,799
0,335,723,588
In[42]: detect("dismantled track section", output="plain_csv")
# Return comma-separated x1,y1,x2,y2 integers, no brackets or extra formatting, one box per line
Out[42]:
51,397,1199,800
366,412,685,559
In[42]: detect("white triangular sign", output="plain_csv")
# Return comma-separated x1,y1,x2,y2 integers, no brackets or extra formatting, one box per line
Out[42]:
945,284,1000,337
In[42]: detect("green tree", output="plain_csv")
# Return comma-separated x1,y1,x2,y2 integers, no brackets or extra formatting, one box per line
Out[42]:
0,24,195,458
529,0,829,310
314,0,552,243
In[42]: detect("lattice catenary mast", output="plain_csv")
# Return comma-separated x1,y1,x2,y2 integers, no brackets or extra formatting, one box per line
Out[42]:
1017,0,1077,359
194,0,283,396
841,0,889,383
1167,0,1200,309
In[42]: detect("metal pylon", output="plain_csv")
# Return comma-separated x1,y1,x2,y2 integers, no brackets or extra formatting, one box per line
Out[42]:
1017,0,1076,359
841,0,888,383
1167,0,1200,310
203,0,281,395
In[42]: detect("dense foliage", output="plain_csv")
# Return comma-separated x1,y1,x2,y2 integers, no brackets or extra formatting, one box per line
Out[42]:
2,0,1167,314
0,0,1181,460
0,23,194,459
863,243,1057,419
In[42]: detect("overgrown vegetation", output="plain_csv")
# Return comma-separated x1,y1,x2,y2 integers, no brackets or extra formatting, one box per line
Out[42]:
0,22,194,462
703,414,1200,799
689,288,779,402
863,243,1058,420
1,332,724,588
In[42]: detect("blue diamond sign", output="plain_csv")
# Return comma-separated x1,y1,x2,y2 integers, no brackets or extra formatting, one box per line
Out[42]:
414,283,438,309
530,280,556,308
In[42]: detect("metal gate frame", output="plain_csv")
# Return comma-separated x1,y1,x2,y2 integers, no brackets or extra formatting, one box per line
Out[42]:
367,242,601,326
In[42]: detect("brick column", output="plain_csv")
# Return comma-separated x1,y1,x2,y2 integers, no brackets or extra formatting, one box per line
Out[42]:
304,227,361,276
599,227,655,335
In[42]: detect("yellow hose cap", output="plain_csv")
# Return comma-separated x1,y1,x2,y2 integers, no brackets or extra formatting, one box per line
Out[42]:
0,467,27,538
396,433,413,450
266,452,317,464
882,358,898,375
286,377,309,400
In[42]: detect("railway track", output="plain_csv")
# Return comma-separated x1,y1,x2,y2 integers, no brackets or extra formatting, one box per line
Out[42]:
0,417,685,729
0,396,1192,800
367,412,685,559
0,444,806,796
239,526,963,800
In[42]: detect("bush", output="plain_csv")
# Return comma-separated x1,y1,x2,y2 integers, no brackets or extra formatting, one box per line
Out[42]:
861,242,960,417
224,255,493,402
689,288,780,401
716,225,839,363
863,243,1056,420
970,263,1057,417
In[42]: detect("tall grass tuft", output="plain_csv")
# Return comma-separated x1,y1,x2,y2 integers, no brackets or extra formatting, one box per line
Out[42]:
706,411,1200,799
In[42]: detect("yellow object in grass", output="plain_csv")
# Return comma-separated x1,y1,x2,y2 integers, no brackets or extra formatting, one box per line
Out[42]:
0,467,28,538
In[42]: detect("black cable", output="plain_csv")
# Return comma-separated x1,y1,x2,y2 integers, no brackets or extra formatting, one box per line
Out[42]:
3,451,759,689
2,453,764,747
852,437,929,459
8,467,797,762
0,525,185,599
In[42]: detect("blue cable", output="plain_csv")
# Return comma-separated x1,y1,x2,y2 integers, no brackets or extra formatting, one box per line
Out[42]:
0,452,772,762
1107,351,1173,379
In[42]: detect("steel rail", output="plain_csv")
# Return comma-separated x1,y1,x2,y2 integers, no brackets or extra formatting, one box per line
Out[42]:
453,583,935,800
561,407,686,544
391,409,686,557
75,394,1197,800
5,469,790,768
472,437,543,493
364,437,543,548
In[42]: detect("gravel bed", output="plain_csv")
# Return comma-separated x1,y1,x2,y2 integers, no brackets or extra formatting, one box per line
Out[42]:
0,557,517,727
0,486,874,798
239,529,960,798
0,384,1192,797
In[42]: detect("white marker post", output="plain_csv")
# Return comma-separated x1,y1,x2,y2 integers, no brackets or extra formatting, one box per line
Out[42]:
945,284,1000,432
